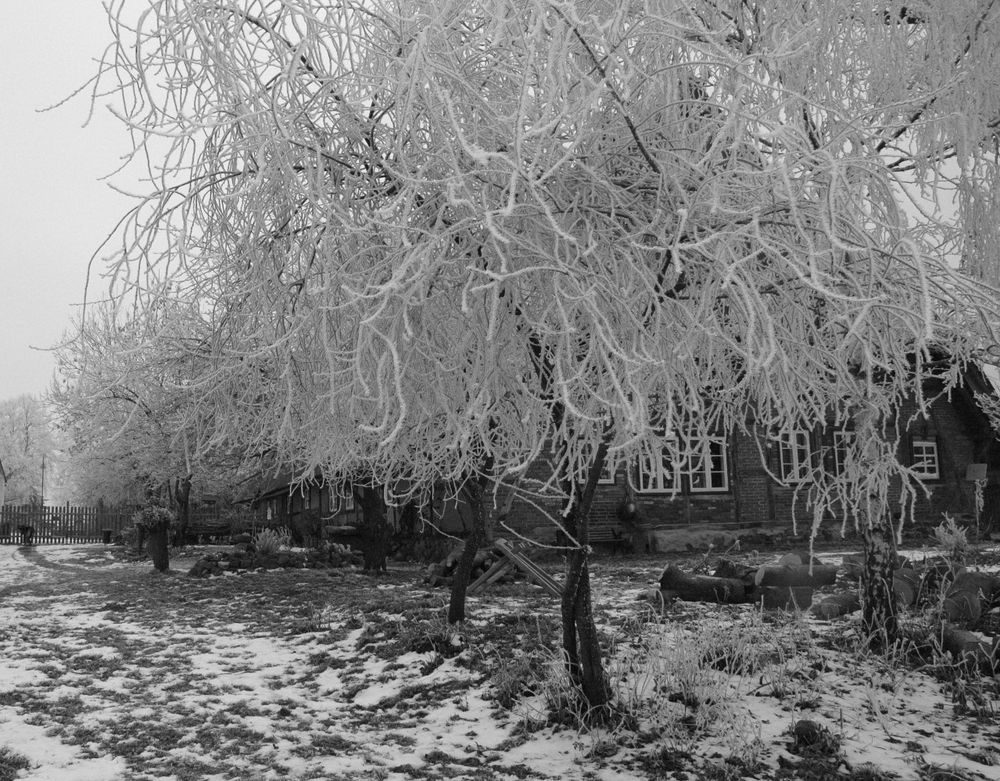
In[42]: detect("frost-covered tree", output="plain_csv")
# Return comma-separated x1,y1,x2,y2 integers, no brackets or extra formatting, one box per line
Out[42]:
91,0,1000,708
51,300,243,535
0,395,58,506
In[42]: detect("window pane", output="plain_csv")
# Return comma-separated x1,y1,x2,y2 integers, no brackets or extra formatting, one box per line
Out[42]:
691,437,728,492
833,431,854,474
912,440,939,478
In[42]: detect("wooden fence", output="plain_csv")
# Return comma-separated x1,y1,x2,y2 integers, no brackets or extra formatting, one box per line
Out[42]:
0,504,229,545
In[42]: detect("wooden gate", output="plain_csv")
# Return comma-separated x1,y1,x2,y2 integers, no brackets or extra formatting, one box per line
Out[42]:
0,504,133,545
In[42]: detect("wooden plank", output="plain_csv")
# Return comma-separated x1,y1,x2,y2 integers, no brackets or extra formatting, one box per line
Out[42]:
494,539,561,597
467,557,512,594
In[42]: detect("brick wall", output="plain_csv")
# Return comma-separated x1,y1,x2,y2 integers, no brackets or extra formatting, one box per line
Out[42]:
483,388,998,539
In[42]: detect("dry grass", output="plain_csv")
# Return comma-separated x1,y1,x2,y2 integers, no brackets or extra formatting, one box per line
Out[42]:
0,543,997,780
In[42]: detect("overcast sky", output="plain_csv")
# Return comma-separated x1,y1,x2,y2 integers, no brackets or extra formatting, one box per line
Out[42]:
0,3,134,401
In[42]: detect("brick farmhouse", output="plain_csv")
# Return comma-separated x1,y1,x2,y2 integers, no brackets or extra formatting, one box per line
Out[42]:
254,365,1000,548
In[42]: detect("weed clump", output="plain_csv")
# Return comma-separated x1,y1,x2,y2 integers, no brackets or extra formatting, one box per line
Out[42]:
0,747,31,781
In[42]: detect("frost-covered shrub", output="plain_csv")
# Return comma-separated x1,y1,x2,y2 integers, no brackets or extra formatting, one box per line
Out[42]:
130,505,176,532
933,514,970,564
254,527,292,556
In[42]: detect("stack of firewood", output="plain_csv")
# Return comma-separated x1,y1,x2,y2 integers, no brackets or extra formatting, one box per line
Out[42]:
423,543,509,588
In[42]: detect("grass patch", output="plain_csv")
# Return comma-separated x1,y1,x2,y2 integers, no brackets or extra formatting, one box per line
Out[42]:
0,747,31,781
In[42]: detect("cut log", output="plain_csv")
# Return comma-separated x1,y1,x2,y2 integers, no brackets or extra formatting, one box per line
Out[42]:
941,589,983,627
949,571,1000,606
811,592,861,619
892,569,923,607
755,564,837,588
659,564,749,604
941,626,998,672
842,552,910,580
712,558,757,581
777,551,823,567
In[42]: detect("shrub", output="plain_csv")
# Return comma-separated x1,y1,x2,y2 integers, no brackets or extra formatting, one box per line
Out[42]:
933,514,970,564
254,527,293,556
131,506,176,532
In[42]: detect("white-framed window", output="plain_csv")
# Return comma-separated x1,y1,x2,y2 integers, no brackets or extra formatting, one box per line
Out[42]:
833,431,855,474
778,430,811,483
911,439,940,479
688,437,729,492
598,460,617,485
636,447,679,493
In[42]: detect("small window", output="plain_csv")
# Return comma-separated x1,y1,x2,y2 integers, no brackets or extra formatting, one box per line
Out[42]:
689,437,729,492
333,486,356,513
911,439,939,479
778,430,811,483
637,447,678,493
833,431,855,474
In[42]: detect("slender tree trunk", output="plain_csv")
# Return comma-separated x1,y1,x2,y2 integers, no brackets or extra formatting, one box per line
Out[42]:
522,321,611,712
448,477,488,624
356,486,390,573
559,438,613,714
172,474,192,547
860,510,898,649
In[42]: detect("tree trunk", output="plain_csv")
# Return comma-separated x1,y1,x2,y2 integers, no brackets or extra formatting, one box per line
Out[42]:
172,474,192,546
356,486,390,573
448,477,488,624
147,521,171,572
559,439,613,715
860,511,898,649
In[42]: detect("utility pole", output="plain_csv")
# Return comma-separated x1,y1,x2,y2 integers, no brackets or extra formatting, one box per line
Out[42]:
41,454,45,506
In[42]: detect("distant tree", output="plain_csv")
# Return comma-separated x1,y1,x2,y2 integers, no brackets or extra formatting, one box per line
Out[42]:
0,395,57,506
51,301,244,533
93,0,1000,710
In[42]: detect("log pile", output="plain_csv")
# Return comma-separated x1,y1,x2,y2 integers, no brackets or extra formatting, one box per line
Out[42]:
811,559,1000,673
657,551,836,610
656,551,1000,669
423,544,495,588
423,540,531,589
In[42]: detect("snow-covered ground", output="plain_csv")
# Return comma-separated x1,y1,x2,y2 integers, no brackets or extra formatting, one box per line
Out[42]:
0,543,997,780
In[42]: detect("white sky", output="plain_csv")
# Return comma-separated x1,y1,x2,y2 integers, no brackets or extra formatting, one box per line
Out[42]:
0,3,135,401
